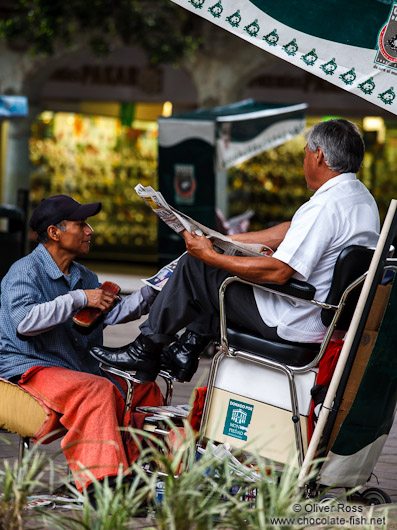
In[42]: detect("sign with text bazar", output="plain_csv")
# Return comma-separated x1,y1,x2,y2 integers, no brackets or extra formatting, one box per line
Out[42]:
171,0,397,115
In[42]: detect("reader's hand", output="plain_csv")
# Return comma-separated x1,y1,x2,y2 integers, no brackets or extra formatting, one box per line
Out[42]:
84,288,120,313
182,230,215,260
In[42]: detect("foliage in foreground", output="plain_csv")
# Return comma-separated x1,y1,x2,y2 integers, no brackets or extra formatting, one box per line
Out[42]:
0,438,55,530
0,425,392,529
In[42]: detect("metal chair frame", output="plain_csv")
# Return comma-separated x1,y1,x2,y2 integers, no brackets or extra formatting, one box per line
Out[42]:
199,269,370,467
99,363,175,441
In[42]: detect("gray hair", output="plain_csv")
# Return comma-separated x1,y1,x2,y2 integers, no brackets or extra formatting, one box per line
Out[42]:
306,119,365,173
37,220,66,243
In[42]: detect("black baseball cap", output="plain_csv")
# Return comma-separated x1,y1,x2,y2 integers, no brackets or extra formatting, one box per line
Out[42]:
29,195,102,235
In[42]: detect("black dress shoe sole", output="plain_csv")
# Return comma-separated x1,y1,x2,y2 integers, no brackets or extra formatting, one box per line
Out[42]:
133,369,159,382
90,351,159,382
160,363,199,383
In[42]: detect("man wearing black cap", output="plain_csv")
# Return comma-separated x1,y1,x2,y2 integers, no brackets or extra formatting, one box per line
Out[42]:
0,194,161,492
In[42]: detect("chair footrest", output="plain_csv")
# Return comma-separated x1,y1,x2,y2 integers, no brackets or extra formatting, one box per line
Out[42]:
136,404,190,419
142,416,171,434
99,363,142,383
136,404,190,433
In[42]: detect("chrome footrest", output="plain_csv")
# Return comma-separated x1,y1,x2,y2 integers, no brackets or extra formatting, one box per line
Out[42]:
159,369,184,383
99,365,175,405
99,363,143,383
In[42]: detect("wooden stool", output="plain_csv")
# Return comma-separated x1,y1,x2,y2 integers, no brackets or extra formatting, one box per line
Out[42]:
0,378,66,463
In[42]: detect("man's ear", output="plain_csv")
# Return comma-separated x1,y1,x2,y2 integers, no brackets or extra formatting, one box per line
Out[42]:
47,225,60,241
315,147,325,165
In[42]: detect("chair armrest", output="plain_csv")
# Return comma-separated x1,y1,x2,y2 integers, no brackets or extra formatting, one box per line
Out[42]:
222,276,316,301
259,279,316,301
218,276,317,354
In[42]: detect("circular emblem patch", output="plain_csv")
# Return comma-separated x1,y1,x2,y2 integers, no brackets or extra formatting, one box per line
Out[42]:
378,24,397,63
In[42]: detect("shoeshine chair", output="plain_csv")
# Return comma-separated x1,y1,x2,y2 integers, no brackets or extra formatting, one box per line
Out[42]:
199,245,377,467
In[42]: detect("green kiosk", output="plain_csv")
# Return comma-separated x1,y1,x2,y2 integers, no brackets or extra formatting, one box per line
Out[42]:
157,98,307,265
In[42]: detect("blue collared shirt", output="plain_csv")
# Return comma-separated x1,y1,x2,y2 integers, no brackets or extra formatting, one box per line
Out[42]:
0,244,104,379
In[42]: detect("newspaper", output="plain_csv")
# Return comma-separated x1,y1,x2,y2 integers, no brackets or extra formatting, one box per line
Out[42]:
197,443,261,482
135,184,273,258
142,253,185,291
136,404,191,418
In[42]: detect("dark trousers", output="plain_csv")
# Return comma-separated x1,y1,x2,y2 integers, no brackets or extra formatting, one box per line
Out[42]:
140,253,280,346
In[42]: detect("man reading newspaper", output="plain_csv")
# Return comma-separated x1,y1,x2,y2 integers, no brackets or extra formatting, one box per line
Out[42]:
90,120,379,383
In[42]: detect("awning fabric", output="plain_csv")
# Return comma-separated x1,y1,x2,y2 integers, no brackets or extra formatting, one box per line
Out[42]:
170,0,397,115
158,99,307,169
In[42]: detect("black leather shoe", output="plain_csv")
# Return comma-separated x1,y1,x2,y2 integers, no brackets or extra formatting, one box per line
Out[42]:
90,334,161,382
161,330,212,382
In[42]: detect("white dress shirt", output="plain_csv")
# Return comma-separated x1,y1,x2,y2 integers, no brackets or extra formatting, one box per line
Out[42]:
254,173,380,343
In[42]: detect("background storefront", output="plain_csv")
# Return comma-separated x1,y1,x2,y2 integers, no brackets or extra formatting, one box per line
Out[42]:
30,105,162,261
29,109,396,263
4,45,390,264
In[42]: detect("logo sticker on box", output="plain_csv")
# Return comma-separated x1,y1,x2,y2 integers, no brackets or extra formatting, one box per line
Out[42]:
223,399,253,441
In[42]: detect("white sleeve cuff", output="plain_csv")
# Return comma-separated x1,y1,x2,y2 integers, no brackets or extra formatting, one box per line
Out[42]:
69,289,87,309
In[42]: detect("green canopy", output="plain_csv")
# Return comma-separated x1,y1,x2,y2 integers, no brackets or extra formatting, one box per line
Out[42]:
171,0,397,114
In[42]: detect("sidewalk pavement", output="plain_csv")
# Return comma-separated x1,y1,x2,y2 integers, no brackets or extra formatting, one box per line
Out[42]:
95,271,149,295
87,260,157,295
